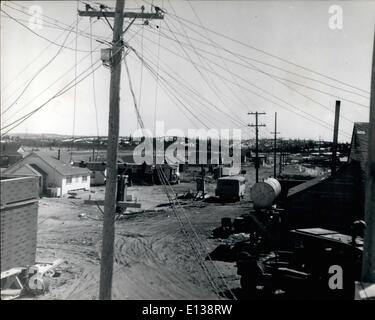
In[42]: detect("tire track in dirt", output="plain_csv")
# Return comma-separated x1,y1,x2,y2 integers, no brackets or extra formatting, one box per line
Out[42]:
111,213,219,299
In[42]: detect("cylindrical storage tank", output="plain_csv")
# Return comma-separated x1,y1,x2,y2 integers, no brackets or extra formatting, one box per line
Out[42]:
251,178,281,209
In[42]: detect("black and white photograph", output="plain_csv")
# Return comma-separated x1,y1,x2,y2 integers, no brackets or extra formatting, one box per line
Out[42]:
0,0,374,305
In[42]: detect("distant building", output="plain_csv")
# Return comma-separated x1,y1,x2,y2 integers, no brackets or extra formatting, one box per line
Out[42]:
3,151,91,196
0,142,23,167
73,161,106,185
117,162,180,185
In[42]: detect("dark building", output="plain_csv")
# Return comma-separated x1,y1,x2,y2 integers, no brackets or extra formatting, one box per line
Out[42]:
0,143,23,168
283,123,368,234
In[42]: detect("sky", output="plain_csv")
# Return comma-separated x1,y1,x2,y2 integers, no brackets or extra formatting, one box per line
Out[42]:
1,0,374,142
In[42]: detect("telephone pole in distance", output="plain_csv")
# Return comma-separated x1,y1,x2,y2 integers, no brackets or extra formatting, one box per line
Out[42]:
248,112,266,183
271,112,280,178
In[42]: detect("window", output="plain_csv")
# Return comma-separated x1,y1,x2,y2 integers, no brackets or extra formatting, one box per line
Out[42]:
82,176,88,182
66,177,72,184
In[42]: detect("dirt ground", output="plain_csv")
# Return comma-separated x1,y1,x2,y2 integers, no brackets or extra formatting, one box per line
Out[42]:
30,164,300,300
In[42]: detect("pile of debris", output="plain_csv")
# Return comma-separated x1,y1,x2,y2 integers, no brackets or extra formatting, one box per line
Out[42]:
1,259,65,300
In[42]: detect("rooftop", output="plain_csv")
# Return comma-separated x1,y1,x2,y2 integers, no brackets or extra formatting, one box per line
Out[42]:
29,151,91,176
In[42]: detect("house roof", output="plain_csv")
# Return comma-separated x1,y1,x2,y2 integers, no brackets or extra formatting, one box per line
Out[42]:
287,174,330,197
28,151,91,176
3,163,42,177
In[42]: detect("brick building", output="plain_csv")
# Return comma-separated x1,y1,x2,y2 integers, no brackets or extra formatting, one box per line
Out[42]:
0,176,39,271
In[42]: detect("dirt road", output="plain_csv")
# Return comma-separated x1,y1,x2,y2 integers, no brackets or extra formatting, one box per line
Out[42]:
32,163,301,300
34,182,252,300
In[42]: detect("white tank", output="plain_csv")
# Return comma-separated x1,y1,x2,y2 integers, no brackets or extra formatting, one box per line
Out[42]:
251,178,281,209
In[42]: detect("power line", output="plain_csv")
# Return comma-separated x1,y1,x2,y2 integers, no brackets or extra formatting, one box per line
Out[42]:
0,13,102,98
165,6,245,124
137,25,144,130
1,60,103,136
147,26,370,109
128,27,353,138
151,26,364,126
0,8,94,53
130,48,212,129
1,21,76,115
2,41,102,127
153,12,162,134
124,57,145,129
71,4,80,162
90,18,100,139
129,35,248,129
2,22,144,129
151,21,355,138
147,23,370,100
164,7,370,94
186,0,257,115
3,2,108,43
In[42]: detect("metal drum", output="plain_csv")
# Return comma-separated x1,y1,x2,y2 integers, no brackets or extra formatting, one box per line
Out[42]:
251,178,281,209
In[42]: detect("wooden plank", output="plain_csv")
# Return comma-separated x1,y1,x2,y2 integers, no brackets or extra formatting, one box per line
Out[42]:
36,259,65,275
1,289,22,296
78,10,164,19
0,198,39,210
84,199,105,205
84,199,141,208
355,282,375,300
14,276,24,290
1,268,24,280
117,201,141,209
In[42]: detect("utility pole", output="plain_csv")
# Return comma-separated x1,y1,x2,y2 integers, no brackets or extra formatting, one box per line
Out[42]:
331,100,341,176
271,112,280,178
79,1,163,300
362,31,375,284
248,112,266,183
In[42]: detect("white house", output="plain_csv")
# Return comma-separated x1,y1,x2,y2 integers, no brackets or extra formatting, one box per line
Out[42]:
72,161,106,185
3,151,91,196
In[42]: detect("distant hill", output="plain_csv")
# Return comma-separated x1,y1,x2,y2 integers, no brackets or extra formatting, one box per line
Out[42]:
6,133,69,139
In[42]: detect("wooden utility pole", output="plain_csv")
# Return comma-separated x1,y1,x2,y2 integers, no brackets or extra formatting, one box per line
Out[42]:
248,112,266,183
271,112,280,178
362,31,375,284
79,1,163,300
331,100,341,176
